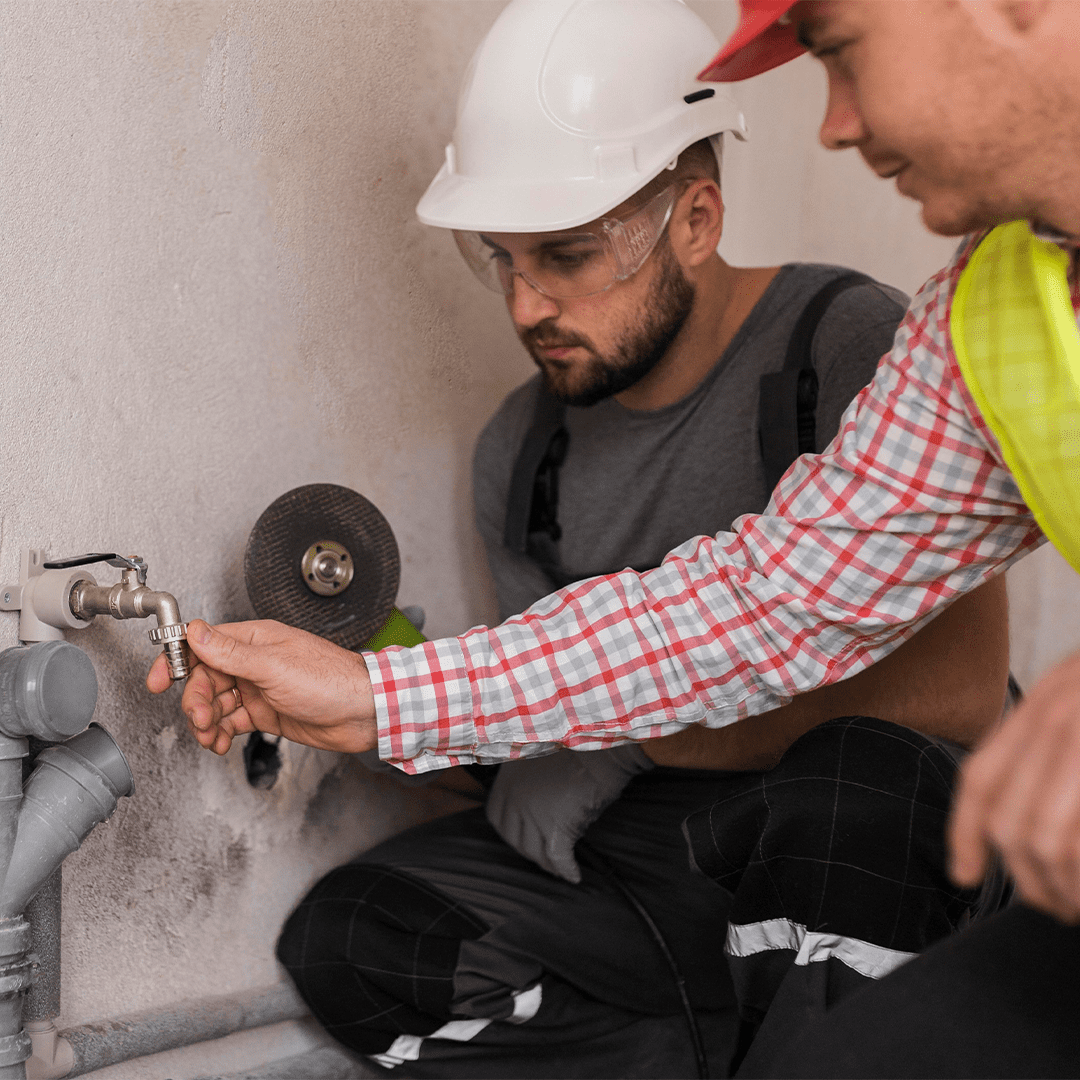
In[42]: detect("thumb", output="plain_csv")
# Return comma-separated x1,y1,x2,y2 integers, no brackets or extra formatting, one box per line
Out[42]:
185,620,261,681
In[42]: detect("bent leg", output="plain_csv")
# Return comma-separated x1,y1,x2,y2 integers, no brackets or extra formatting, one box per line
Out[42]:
278,807,740,1077
276,862,490,1055
682,716,978,1076
770,904,1080,1079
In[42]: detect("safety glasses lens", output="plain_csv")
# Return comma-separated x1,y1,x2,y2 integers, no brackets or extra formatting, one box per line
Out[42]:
453,230,618,299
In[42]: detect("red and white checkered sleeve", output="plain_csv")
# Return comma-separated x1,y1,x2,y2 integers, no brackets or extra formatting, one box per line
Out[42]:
368,242,1046,773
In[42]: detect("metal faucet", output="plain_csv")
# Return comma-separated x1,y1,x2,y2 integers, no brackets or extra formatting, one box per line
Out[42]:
38,554,193,681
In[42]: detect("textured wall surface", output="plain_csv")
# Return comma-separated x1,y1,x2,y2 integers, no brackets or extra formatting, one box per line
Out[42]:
0,0,1072,1038
0,0,518,1027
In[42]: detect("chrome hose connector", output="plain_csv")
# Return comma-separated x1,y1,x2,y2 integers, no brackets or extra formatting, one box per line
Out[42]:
148,623,191,681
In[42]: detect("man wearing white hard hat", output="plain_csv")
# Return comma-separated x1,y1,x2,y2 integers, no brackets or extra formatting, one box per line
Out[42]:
267,3,1007,1076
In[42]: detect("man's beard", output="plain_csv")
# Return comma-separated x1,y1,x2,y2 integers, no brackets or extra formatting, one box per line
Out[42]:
520,242,696,408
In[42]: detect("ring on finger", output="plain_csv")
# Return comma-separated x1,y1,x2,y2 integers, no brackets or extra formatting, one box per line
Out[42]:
231,685,242,712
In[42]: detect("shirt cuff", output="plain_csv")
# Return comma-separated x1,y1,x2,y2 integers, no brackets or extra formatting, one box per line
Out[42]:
365,637,479,774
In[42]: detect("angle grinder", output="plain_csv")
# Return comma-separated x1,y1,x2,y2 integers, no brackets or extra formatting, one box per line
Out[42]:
244,483,424,652
241,483,425,786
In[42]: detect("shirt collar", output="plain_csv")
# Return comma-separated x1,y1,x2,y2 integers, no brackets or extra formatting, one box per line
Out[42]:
1030,221,1080,285
1031,220,1080,251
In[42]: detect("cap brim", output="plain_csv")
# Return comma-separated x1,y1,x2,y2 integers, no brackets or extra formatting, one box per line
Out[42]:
698,1,804,83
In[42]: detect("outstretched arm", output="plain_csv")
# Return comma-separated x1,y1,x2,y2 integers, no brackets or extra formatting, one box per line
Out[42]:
644,576,1010,770
150,253,1042,770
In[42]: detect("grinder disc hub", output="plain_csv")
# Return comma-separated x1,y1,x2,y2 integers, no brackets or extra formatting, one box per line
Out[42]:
244,484,400,650
301,541,354,596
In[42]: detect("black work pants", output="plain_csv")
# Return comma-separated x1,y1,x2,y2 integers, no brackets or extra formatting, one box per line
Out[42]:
277,717,974,1078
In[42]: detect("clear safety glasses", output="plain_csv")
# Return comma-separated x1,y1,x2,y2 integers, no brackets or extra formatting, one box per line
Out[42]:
453,184,683,300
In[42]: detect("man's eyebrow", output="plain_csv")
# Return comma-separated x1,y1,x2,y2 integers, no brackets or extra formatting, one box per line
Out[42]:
533,236,597,254
478,234,597,259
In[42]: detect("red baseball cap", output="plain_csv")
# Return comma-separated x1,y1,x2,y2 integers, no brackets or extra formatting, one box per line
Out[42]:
698,0,804,83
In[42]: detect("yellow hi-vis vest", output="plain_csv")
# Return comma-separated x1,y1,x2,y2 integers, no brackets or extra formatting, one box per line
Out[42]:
952,220,1080,572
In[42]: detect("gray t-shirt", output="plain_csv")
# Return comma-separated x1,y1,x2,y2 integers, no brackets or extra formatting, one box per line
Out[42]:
474,264,908,622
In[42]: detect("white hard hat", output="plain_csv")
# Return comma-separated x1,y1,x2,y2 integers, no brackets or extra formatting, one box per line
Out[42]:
416,0,747,233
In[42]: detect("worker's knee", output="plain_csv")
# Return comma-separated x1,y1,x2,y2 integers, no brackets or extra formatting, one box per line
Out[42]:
684,716,973,944
777,713,960,815
278,860,487,970
276,862,489,1052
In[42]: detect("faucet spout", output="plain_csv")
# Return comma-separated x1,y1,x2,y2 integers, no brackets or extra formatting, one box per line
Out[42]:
69,571,192,681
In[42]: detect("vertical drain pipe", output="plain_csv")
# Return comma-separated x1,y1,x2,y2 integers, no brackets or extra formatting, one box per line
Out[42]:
0,734,32,1079
23,872,69,1079
0,641,132,1080
24,737,62,1049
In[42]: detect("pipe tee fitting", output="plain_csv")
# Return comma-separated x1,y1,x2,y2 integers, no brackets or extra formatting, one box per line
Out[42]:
0,725,134,919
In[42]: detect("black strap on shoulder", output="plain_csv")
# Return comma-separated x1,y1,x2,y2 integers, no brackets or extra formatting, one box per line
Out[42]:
503,384,568,555
758,271,873,493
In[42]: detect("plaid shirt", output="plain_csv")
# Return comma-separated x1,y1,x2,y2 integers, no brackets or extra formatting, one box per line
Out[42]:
370,233,1079,773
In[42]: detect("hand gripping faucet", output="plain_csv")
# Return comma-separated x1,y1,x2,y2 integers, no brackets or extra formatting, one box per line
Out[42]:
0,549,192,679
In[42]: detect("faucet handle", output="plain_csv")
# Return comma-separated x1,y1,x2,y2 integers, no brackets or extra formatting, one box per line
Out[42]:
107,555,148,585
43,553,148,585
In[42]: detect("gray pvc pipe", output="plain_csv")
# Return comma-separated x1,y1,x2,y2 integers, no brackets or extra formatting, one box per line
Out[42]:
23,869,61,1024
0,740,24,904
59,983,308,1077
1,725,133,918
0,918,34,1078
0,644,98,743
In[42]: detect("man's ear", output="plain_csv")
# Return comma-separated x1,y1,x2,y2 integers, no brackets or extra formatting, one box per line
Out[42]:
669,179,724,269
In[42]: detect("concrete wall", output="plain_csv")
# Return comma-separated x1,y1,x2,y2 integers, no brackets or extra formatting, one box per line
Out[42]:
0,0,519,1028
0,0,1073,1039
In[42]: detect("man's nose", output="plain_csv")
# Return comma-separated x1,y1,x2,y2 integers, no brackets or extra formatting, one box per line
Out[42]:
818,71,869,151
507,274,561,328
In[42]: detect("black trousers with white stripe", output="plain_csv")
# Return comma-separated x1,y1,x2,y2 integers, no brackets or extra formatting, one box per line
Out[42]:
277,717,976,1078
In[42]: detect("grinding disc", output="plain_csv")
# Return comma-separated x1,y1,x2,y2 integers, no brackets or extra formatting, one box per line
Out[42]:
244,484,400,650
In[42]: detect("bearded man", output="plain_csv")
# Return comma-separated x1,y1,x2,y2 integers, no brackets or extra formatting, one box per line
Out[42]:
267,4,1008,1075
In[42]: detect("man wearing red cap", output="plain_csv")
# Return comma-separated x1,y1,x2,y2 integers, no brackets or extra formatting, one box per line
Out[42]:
693,2,1080,1075
154,1,1080,1074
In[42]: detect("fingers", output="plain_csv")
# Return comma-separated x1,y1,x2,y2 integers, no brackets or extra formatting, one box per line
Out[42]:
991,707,1080,921
185,687,256,756
948,765,992,888
146,651,174,694
949,650,1080,923
180,660,234,732
949,704,1029,886
183,619,268,682
185,710,246,756
212,685,243,721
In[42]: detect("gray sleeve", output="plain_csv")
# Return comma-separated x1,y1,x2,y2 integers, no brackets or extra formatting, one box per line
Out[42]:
811,282,909,449
473,379,561,622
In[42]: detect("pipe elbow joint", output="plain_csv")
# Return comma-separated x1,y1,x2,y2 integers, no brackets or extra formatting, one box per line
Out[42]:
141,590,182,629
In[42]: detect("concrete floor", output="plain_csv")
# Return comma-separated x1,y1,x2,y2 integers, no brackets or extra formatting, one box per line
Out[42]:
81,1018,378,1080
204,1043,378,1079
